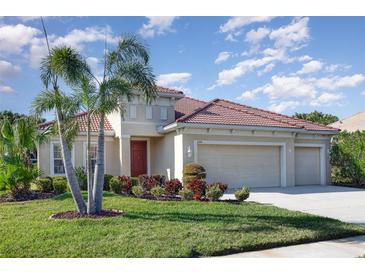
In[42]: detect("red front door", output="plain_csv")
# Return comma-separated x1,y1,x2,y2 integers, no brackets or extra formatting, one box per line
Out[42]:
130,140,147,177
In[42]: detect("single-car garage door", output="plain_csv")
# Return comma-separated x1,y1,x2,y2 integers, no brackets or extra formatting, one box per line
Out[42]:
295,147,320,185
198,145,281,189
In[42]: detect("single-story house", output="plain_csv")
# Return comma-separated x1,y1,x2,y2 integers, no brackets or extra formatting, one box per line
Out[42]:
329,112,365,132
38,86,339,189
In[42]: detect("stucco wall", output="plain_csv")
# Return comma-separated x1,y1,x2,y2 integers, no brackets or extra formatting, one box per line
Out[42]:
150,132,176,179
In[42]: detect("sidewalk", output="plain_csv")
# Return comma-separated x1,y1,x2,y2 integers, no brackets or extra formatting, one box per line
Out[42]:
222,235,365,258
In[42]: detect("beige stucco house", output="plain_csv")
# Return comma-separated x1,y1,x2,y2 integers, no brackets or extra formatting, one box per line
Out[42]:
38,86,339,189
329,112,365,132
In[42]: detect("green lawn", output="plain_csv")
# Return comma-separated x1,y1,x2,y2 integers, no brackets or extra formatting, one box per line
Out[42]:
0,192,364,257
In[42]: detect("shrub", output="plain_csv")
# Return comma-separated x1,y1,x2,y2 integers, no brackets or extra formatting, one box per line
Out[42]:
75,167,87,191
34,177,53,192
150,186,165,199
110,176,122,194
182,163,206,185
138,174,157,191
186,179,206,200
331,131,365,185
132,185,144,197
207,182,228,193
53,177,68,194
131,177,139,186
179,188,193,200
152,175,166,186
119,176,132,194
205,185,223,201
164,178,183,195
104,174,113,191
235,186,250,202
109,176,132,194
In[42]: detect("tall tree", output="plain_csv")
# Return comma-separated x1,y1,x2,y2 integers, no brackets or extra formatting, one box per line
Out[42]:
293,111,339,125
32,19,87,213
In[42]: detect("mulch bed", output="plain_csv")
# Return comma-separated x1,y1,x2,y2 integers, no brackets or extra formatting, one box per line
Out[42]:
0,191,56,203
50,209,124,219
139,193,182,201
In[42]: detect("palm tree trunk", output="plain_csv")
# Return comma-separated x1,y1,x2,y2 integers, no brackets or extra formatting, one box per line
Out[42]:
86,112,95,214
56,110,87,214
93,112,105,214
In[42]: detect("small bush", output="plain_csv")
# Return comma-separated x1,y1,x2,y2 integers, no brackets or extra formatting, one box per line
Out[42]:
182,163,206,185
119,176,132,194
138,174,157,191
34,178,53,192
132,185,144,197
75,167,87,191
110,176,122,194
207,182,228,193
109,176,132,194
150,186,165,199
186,179,206,200
164,178,183,195
131,177,139,186
179,188,193,200
235,186,250,202
53,178,68,194
152,175,166,186
205,185,223,201
104,174,113,191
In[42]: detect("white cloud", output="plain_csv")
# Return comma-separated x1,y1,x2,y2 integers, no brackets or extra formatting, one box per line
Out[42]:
245,27,270,44
28,26,117,68
310,92,345,106
0,24,40,55
325,64,352,72
297,60,323,74
269,17,310,50
298,55,312,62
361,91,365,96
0,85,15,93
269,101,301,113
214,51,231,64
0,60,21,77
236,86,265,101
86,57,99,71
312,74,365,90
219,16,275,33
156,72,192,86
263,75,317,99
17,16,40,22
53,26,117,50
138,16,178,38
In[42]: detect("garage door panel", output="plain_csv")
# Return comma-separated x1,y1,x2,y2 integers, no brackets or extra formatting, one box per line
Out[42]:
295,147,320,185
198,145,280,189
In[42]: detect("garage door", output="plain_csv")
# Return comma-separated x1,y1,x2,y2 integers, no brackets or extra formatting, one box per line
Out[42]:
198,145,281,189
295,147,320,185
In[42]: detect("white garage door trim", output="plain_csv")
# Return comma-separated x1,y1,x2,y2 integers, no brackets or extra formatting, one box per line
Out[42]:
294,143,326,185
193,140,287,187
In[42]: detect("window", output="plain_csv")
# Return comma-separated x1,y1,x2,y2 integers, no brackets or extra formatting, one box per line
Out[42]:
145,105,153,120
129,105,137,119
85,144,97,173
160,106,168,121
52,143,65,175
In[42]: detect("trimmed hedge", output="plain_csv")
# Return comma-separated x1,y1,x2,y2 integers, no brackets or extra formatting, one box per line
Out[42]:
182,163,206,185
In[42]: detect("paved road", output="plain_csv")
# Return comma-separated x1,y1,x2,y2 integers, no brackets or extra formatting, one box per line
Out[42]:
223,185,365,227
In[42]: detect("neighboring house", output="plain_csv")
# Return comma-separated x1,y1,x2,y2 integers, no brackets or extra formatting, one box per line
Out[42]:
38,86,339,189
329,112,365,132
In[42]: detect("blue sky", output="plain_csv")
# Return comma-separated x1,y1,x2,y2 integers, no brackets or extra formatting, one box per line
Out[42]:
0,16,364,120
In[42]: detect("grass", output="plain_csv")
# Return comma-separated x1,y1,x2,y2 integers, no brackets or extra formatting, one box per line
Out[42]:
0,192,364,258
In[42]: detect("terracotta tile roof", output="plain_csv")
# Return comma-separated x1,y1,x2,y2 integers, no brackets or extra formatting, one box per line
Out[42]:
175,97,206,119
175,98,338,132
156,86,184,95
38,112,114,132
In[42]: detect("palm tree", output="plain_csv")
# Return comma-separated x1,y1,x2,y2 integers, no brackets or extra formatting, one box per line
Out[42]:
31,20,88,213
73,75,97,213
91,36,157,213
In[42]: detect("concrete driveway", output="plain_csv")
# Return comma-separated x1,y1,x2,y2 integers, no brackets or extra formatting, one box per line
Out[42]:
223,185,365,227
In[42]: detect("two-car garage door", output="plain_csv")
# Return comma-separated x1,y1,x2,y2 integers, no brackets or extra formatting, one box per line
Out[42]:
198,144,281,189
197,143,322,189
